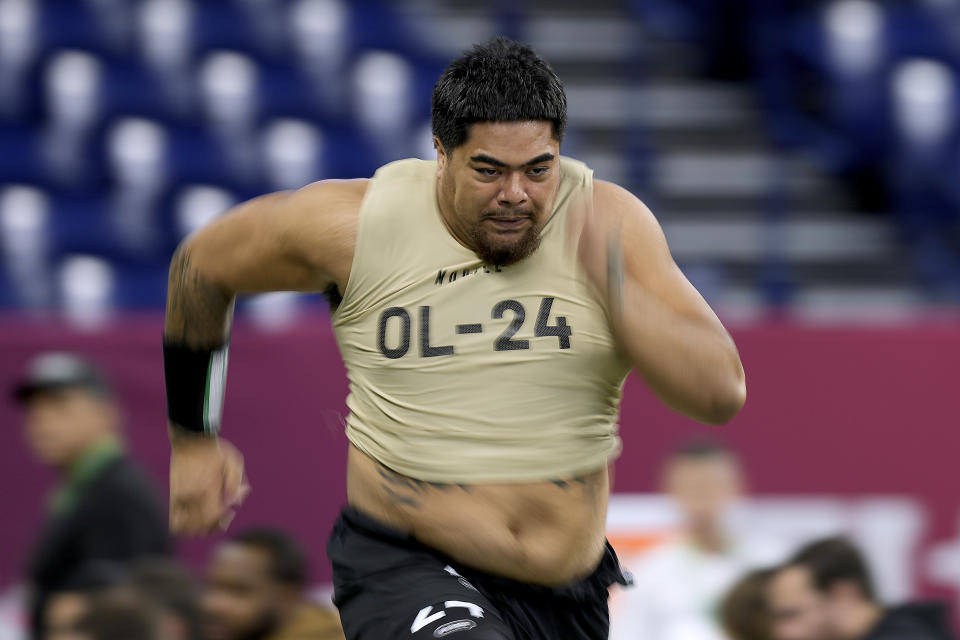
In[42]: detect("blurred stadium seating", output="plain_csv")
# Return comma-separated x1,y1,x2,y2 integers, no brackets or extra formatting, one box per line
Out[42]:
0,0,958,320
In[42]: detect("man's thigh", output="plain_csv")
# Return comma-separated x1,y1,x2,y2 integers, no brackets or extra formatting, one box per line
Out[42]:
336,559,514,639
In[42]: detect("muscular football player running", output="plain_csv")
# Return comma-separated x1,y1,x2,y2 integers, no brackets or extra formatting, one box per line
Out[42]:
163,38,746,639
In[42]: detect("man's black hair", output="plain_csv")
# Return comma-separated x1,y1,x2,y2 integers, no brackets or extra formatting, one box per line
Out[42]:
131,558,203,640
787,537,877,602
57,560,129,594
431,36,567,152
75,591,161,640
229,528,308,589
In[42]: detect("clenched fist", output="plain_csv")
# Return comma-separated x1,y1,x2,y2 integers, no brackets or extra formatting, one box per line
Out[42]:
168,430,250,535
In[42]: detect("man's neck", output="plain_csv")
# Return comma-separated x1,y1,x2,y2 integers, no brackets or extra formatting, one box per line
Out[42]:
842,601,885,639
435,190,472,251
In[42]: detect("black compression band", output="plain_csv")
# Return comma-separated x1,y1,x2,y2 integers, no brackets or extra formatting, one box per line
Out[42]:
163,341,229,434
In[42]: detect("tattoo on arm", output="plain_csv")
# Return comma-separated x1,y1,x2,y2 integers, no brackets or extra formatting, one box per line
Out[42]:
607,224,624,319
164,244,235,347
376,463,472,509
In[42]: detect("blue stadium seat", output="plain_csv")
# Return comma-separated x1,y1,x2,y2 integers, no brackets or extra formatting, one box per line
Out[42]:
0,184,54,308
0,125,44,183
171,184,236,240
4,0,956,309
0,0,41,122
261,118,325,191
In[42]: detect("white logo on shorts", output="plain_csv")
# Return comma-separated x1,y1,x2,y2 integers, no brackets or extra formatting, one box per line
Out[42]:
443,565,478,592
411,601,485,634
434,619,478,637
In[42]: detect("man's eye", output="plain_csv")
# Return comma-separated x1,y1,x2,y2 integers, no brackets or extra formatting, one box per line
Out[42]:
475,168,499,177
528,167,549,176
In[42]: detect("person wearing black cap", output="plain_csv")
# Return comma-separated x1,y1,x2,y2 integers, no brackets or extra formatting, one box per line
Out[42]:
12,352,170,640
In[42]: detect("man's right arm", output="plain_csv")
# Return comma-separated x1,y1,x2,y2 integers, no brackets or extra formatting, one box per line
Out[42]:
163,179,365,535
164,179,365,348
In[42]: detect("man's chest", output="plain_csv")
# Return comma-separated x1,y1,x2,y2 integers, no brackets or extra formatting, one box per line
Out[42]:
367,258,602,362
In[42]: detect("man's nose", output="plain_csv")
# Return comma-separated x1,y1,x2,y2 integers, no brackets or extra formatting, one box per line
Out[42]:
498,172,527,206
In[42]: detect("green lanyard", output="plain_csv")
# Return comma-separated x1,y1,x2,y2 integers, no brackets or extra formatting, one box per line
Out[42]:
48,438,123,515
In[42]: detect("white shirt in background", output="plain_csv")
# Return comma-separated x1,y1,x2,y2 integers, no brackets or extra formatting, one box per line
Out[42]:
609,533,788,640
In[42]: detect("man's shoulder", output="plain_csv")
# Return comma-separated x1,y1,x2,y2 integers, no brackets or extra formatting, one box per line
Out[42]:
373,157,436,181
291,178,370,214
592,179,646,213
84,457,163,509
867,602,955,640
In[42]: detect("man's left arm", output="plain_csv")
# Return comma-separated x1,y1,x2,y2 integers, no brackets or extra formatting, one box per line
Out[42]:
585,180,746,425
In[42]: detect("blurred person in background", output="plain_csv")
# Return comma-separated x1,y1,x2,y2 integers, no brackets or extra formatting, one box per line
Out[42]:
73,590,163,640
767,537,955,640
720,568,775,640
129,558,204,640
164,36,745,640
12,352,170,640
42,562,127,640
610,441,786,640
202,528,344,640
43,558,202,640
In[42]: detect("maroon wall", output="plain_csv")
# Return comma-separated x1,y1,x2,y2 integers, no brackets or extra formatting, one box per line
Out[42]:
1,315,958,601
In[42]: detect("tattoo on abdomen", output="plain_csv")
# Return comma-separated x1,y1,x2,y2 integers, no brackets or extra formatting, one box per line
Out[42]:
376,464,472,509
551,474,599,495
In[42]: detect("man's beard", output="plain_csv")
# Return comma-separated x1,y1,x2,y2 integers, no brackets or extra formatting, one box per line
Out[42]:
469,212,542,266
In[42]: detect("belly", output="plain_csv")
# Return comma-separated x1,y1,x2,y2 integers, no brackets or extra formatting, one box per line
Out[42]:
346,445,610,586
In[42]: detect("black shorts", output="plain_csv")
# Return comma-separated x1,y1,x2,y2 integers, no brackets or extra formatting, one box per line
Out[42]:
327,508,629,640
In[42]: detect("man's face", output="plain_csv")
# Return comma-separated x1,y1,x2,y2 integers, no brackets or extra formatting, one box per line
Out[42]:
663,454,743,532
436,120,560,266
44,591,90,640
24,389,115,467
202,544,293,640
768,567,836,640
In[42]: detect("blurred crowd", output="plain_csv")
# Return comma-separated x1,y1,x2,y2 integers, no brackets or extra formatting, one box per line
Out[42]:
608,440,955,640
32,531,344,640
7,352,343,640
717,537,956,640
6,351,954,639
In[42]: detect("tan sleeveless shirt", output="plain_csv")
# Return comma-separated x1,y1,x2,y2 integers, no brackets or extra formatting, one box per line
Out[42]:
332,157,631,483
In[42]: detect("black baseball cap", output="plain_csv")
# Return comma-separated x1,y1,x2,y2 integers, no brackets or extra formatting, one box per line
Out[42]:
12,352,113,404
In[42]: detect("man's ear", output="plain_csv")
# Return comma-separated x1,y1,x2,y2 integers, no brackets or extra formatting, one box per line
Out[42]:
435,136,447,176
